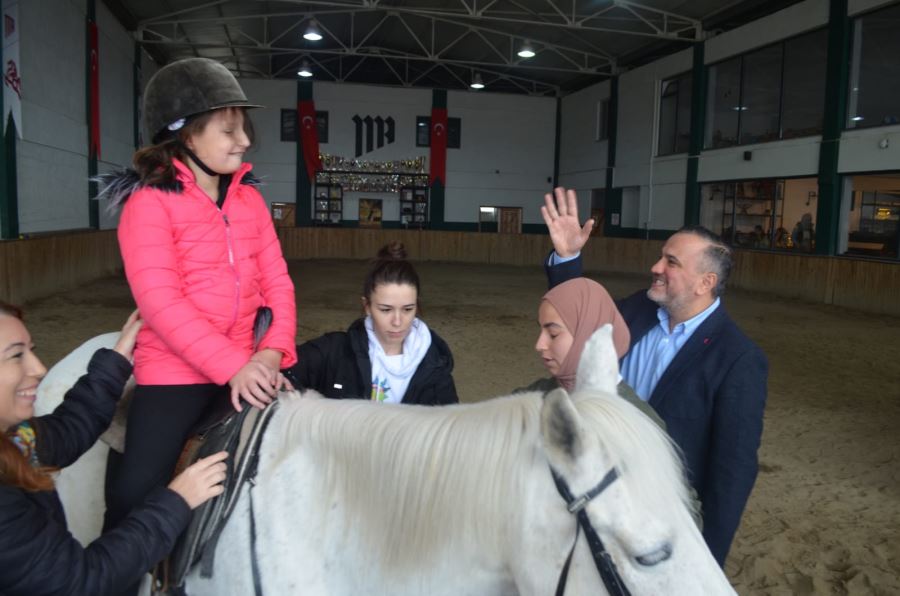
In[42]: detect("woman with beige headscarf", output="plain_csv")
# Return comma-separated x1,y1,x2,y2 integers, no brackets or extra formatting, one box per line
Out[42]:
519,277,662,426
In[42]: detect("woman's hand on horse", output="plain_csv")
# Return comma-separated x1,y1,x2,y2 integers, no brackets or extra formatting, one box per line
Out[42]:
113,309,142,361
168,451,228,509
228,360,279,411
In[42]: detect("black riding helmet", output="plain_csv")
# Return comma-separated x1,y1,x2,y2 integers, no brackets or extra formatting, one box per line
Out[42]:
143,57,262,145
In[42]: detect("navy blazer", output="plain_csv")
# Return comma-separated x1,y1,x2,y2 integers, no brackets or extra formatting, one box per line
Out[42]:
547,254,767,566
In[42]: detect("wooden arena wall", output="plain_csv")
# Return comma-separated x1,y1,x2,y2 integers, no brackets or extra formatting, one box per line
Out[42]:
276,228,900,317
1,229,897,317
0,231,122,305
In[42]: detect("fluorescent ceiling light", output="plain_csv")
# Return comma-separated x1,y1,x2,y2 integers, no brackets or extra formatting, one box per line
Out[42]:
517,41,536,59
303,20,323,41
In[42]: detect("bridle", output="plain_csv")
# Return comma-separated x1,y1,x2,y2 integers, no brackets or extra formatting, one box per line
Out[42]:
550,466,631,596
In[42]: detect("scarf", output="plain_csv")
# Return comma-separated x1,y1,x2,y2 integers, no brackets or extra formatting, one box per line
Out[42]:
365,316,432,403
542,278,630,391
9,421,39,468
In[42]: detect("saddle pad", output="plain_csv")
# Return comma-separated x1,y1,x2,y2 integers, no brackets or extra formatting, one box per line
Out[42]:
160,399,280,592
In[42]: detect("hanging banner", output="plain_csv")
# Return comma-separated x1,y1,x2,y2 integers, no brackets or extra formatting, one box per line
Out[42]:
88,18,100,157
429,107,447,185
2,0,21,137
298,98,321,180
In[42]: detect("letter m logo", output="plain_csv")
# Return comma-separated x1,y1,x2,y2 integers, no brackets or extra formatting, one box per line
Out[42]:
352,115,395,157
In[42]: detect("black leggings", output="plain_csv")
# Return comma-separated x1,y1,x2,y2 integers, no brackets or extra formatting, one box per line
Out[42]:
103,383,226,594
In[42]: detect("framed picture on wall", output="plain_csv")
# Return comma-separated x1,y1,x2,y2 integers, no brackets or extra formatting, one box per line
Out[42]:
358,198,383,228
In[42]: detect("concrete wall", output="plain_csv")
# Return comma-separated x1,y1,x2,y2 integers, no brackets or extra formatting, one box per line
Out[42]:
242,79,556,226
14,0,135,234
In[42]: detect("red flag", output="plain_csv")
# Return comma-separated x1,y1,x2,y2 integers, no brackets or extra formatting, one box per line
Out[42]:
88,20,100,157
297,100,321,180
429,107,447,186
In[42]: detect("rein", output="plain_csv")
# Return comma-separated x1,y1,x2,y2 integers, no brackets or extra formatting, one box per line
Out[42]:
550,467,632,596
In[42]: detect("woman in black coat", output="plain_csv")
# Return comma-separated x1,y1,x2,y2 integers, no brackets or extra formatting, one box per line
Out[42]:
0,304,227,596
287,242,457,405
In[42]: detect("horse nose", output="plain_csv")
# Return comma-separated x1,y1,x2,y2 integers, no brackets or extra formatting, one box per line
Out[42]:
635,543,672,567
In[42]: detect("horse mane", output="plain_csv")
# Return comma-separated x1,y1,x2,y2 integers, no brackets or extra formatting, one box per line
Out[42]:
270,388,693,570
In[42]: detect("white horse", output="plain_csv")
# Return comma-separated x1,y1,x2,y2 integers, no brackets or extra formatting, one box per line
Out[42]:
37,327,735,595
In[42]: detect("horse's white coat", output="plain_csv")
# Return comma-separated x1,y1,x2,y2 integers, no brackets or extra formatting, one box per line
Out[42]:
39,327,735,595
34,332,122,544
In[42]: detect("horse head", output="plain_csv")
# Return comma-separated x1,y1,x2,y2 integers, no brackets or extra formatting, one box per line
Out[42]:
534,325,736,595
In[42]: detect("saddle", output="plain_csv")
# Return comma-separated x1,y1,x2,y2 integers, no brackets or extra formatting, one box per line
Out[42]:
154,398,280,594
153,305,280,594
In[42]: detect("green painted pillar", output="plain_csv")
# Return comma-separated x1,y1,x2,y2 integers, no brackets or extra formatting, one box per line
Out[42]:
295,80,313,226
0,25,15,240
552,96,561,187
429,89,447,229
603,75,620,236
684,42,707,226
815,0,850,255
133,41,141,149
86,0,99,229
0,116,18,240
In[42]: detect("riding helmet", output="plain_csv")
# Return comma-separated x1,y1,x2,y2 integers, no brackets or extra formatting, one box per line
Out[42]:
142,57,262,143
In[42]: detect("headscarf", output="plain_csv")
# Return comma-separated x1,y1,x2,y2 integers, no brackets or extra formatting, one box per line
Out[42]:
541,278,630,391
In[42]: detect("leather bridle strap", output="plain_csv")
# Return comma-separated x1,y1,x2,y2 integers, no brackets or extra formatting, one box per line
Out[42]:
551,467,632,596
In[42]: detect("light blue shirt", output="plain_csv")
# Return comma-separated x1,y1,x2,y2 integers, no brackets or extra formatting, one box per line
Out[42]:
621,297,721,402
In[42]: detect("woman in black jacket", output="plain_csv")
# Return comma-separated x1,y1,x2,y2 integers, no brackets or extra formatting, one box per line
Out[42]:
0,303,227,596
287,242,457,405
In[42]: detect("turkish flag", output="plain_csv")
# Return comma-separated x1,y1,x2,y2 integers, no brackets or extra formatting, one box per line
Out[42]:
88,21,100,157
429,107,447,186
298,100,321,180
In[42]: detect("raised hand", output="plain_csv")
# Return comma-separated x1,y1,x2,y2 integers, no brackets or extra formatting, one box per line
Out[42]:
540,187,594,258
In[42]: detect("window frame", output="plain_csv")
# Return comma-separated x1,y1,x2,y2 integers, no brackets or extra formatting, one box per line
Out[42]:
657,71,692,156
703,27,827,150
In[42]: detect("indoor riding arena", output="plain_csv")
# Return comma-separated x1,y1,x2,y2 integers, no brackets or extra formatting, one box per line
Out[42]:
2,1,899,595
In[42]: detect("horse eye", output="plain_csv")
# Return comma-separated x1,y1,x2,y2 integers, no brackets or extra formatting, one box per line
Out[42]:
635,543,672,567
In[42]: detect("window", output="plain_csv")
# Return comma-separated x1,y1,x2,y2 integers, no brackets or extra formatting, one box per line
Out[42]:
705,57,742,149
704,29,826,148
658,73,692,155
596,99,609,141
782,29,827,138
701,177,818,252
739,44,782,144
844,174,900,259
280,109,329,143
415,116,462,148
847,3,900,128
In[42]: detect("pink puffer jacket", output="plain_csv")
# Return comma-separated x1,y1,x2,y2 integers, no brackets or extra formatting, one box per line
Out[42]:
118,159,297,386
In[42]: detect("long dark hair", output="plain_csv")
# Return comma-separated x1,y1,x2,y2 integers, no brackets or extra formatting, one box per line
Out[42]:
0,301,55,492
362,242,421,307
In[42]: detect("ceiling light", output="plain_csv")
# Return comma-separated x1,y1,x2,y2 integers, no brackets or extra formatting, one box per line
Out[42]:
851,115,864,121
297,60,313,77
303,19,323,41
517,41,536,59
470,73,485,89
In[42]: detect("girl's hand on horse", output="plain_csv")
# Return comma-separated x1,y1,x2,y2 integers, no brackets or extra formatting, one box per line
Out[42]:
168,450,228,509
113,310,142,361
228,360,279,411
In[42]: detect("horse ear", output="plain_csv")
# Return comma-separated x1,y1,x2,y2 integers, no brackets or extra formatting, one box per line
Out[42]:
541,388,586,467
574,323,619,395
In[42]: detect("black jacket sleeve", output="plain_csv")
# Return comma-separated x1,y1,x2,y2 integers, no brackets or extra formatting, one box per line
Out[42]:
544,250,584,289
33,348,131,468
0,485,190,596
287,339,328,392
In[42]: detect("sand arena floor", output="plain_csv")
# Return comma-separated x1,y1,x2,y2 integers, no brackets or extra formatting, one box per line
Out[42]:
22,258,900,596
